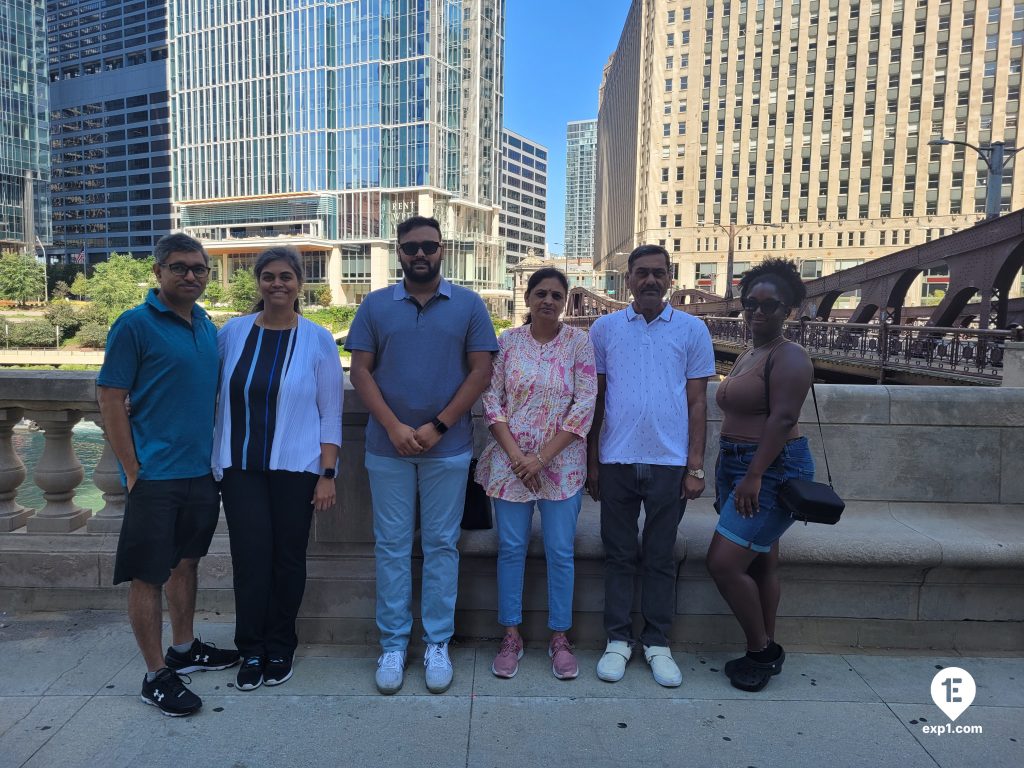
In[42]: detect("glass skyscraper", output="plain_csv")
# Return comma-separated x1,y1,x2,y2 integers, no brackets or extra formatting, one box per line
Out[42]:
47,0,172,264
171,0,505,304
564,119,597,264
1,0,50,250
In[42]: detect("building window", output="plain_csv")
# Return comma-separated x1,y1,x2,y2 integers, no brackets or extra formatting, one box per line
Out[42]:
800,260,823,279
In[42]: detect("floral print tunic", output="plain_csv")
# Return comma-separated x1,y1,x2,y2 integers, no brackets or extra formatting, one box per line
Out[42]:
476,324,598,502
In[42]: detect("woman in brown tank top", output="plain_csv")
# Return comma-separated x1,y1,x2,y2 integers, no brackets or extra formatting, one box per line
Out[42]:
706,258,815,693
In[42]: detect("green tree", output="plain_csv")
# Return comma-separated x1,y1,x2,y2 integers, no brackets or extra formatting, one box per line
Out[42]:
491,314,514,334
76,321,109,348
202,279,224,306
0,251,46,306
52,280,72,300
44,301,81,337
228,268,258,313
47,263,82,298
315,284,333,307
71,253,155,322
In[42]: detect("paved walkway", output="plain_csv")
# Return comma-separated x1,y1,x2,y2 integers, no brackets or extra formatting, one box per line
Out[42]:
0,610,1020,768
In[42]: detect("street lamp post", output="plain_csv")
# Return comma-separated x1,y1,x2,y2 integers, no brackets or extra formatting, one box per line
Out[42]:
928,138,1021,219
711,222,782,300
35,236,48,303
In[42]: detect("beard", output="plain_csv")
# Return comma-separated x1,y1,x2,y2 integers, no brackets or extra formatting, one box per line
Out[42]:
400,258,441,284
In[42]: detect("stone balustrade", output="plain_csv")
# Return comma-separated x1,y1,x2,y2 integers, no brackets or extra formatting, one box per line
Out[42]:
0,370,1022,652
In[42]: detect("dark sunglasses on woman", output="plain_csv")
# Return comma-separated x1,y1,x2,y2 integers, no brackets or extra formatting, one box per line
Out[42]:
741,297,788,314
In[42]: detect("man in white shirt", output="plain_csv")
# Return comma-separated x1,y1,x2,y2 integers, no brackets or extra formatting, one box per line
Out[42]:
586,244,716,687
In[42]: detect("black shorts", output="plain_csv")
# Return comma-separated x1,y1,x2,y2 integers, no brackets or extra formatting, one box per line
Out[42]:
113,474,220,586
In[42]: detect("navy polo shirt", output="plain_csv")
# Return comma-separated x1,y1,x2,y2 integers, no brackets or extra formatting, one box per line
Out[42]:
345,278,498,458
97,289,219,481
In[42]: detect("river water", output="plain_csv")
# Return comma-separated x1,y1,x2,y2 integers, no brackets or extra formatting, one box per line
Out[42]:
12,422,106,512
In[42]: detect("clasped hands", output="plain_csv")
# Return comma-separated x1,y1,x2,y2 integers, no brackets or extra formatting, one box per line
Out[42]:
387,422,443,456
509,451,544,492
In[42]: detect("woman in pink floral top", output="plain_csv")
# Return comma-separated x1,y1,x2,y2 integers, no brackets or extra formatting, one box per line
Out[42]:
476,267,597,681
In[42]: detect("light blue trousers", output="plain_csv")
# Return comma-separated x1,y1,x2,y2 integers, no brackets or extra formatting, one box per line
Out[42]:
365,450,471,652
493,491,583,632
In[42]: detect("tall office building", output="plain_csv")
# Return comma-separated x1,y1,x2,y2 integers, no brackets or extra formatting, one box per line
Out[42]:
499,128,547,265
564,118,597,264
46,0,172,264
170,0,505,305
595,0,1024,305
1,0,50,251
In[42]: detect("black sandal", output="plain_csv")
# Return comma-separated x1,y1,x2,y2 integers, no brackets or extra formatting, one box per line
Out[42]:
726,645,786,692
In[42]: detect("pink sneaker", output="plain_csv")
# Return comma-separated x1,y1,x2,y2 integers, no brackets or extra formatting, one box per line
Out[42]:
491,634,524,678
548,635,579,680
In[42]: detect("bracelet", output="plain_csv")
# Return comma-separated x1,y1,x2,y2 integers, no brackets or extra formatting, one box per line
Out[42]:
535,452,547,467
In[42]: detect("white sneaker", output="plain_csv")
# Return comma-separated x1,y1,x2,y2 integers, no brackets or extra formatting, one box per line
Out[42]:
596,640,632,682
424,641,454,693
375,650,406,695
643,645,682,688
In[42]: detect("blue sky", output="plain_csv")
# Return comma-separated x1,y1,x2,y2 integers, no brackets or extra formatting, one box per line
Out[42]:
503,0,629,255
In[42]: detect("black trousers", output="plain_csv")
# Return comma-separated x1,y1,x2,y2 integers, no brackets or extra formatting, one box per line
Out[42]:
599,462,687,648
221,468,318,659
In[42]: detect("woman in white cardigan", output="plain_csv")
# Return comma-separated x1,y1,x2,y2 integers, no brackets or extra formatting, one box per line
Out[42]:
212,247,343,691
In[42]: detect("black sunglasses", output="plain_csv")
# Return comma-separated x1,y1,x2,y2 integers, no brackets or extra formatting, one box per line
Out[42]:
741,297,788,314
398,241,441,257
160,262,209,278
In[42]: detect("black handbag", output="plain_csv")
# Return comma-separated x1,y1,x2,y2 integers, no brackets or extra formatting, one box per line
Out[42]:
764,349,846,525
461,458,493,530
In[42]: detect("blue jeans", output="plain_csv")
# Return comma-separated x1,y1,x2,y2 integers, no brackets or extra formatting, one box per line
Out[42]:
493,491,583,632
715,436,816,553
365,450,472,652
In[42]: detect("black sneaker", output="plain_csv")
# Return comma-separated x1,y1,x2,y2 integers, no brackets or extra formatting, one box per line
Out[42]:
165,637,241,673
236,656,264,691
263,657,293,686
140,668,202,717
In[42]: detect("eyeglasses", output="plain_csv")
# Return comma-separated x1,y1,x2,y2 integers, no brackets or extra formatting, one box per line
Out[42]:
398,241,441,257
160,262,209,278
741,297,788,314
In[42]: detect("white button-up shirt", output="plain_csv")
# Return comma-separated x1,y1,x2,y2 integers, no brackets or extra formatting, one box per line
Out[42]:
590,304,716,466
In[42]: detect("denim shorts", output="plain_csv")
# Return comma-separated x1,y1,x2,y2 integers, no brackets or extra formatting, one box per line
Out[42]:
714,436,815,553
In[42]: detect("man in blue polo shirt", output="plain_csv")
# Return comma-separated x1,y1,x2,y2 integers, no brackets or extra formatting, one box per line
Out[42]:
347,215,498,695
97,233,239,717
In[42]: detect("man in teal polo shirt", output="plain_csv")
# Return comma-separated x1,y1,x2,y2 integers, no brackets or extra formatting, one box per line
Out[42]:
347,215,498,695
97,233,239,717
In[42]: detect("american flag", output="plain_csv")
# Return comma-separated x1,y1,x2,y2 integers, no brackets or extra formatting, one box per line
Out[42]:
71,250,85,264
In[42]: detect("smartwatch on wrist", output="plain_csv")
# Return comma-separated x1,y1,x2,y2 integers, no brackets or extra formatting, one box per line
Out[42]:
431,417,449,434
320,467,336,480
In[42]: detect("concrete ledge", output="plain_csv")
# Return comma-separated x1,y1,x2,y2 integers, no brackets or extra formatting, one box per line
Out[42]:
888,385,1024,427
2,496,1022,651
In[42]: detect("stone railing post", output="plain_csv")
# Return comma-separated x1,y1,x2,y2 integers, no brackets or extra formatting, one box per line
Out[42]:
24,409,90,533
0,407,32,532
1001,341,1024,387
85,412,126,533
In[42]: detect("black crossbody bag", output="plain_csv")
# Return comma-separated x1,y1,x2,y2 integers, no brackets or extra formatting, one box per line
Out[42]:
764,346,846,525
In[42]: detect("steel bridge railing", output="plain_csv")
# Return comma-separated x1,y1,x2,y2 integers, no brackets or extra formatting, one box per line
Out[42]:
704,317,1019,382
565,314,1020,383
